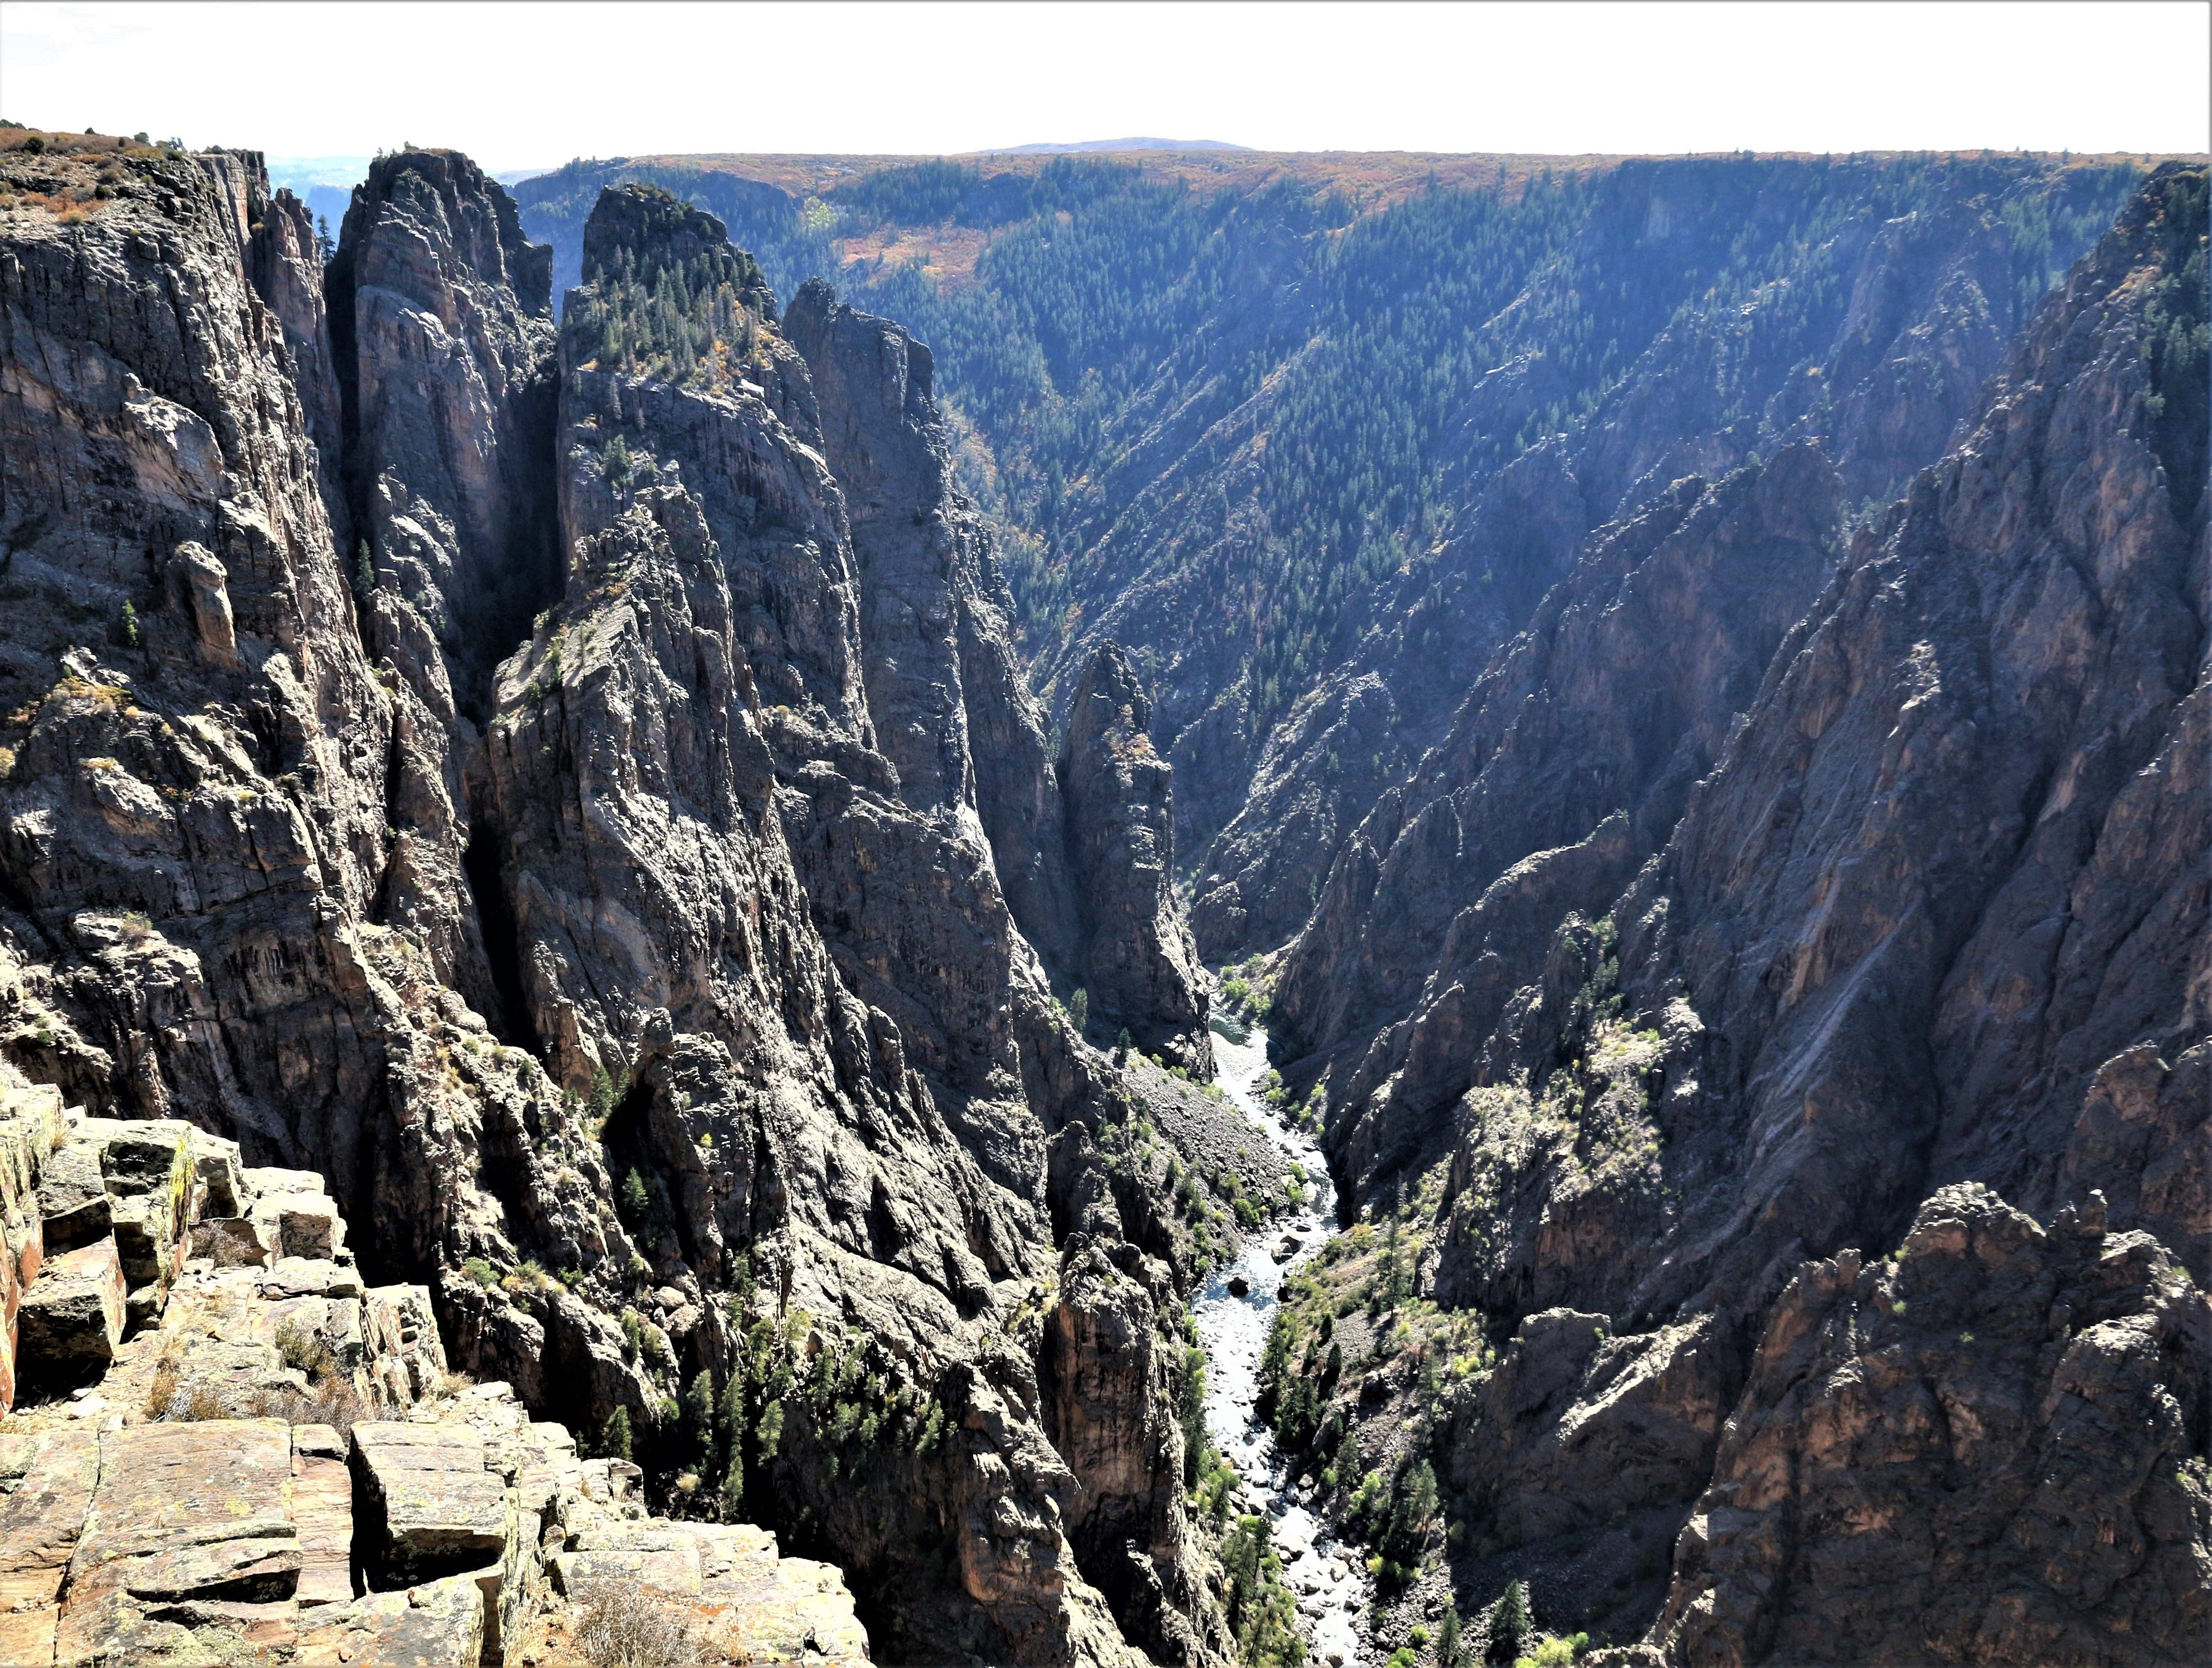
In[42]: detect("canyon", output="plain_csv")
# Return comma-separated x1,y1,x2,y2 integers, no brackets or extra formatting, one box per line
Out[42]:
0,122,2204,1668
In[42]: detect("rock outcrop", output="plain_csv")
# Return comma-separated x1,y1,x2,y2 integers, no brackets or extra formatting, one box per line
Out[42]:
1614,1186,2210,1667
1045,1240,1229,1666
0,1070,868,1666
471,183,1221,1663
328,146,559,709
1061,642,1212,1070
1,141,1224,1668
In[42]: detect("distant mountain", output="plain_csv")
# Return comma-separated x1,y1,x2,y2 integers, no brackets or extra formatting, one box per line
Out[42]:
983,136,1250,154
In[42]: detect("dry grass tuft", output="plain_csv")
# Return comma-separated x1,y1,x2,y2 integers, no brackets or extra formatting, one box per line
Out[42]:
570,1580,709,1668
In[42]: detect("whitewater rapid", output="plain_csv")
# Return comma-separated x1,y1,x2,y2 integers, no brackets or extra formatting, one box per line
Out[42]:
1191,1016,1371,1666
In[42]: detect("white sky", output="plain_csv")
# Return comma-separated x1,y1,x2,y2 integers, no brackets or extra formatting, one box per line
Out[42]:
3,1,2206,172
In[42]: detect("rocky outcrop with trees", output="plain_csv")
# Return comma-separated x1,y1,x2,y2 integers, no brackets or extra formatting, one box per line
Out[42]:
0,135,1227,1666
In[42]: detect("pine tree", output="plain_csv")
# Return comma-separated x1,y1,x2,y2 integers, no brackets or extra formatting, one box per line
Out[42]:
686,1370,715,1468
1488,1580,1530,1664
620,1168,650,1225
587,1064,617,1123
1067,988,1089,1033
718,1450,745,1521
1437,1607,1464,1668
600,1406,633,1462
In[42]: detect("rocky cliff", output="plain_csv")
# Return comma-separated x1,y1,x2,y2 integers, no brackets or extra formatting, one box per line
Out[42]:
1184,159,2143,965
1261,163,2208,1664
519,154,2145,972
1276,441,1843,1195
0,138,1227,1667
0,1071,870,1666
1060,642,1213,1070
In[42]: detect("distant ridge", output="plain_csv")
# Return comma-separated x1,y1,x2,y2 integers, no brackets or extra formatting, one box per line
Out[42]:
981,136,1251,155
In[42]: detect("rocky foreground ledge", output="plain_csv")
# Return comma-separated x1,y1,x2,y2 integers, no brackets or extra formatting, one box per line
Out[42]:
0,1074,869,1667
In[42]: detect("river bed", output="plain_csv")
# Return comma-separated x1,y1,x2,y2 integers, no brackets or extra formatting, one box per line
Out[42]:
1192,1017,1371,1666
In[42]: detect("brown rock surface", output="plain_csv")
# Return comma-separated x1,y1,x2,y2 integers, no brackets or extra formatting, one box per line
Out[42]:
16,1239,125,1389
1612,1185,2212,1667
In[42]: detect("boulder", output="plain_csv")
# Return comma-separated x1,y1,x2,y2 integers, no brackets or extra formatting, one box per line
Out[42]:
34,1146,111,1257
247,1178,346,1264
187,1128,246,1219
16,1240,126,1389
350,1421,512,1586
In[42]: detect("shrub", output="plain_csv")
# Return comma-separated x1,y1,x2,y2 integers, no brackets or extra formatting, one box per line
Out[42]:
273,1319,336,1378
569,1579,707,1667
1513,1635,1589,1668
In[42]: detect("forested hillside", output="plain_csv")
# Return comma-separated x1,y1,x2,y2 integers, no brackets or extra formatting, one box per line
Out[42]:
515,149,2144,959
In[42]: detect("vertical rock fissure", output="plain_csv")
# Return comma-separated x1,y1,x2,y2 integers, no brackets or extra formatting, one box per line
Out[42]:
461,831,535,1051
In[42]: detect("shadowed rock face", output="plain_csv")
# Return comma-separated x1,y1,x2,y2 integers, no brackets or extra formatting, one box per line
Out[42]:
329,148,560,716
293,149,566,1024
1265,165,2208,1667
1060,642,1213,1072
1590,164,2209,1328
1277,442,1843,1195
0,154,1225,1668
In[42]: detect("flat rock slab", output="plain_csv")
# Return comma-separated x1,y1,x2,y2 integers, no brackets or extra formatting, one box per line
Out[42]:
351,1421,510,1584
67,1418,300,1607
0,1428,99,1612
0,1607,57,1665
290,1424,353,1609
291,1570,485,1667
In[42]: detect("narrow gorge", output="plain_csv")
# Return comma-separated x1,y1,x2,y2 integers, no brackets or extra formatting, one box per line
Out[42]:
0,115,2202,1668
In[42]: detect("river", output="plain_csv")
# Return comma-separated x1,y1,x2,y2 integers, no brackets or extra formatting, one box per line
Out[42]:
1192,1016,1372,1666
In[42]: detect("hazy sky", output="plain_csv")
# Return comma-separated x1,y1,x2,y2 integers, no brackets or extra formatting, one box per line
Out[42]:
4,1,2205,172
